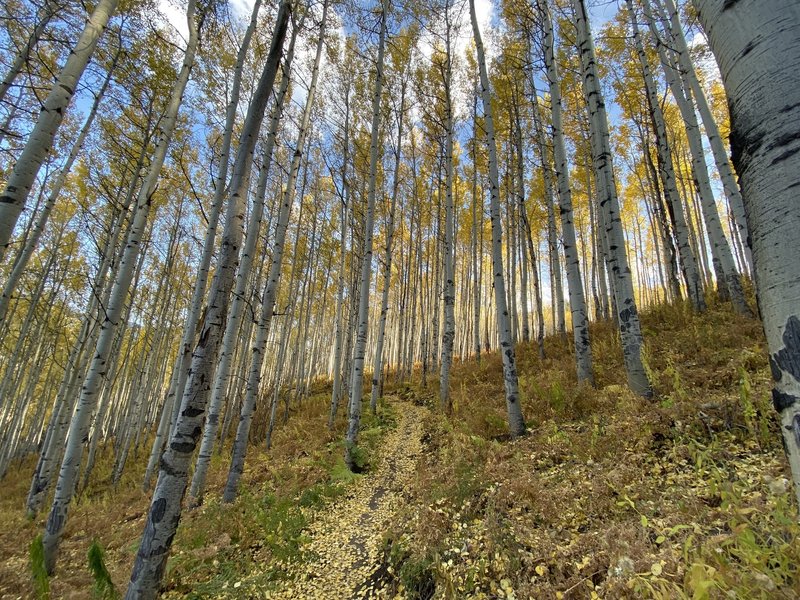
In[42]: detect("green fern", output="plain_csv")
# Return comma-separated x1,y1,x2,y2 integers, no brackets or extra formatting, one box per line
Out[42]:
29,534,50,600
88,540,118,599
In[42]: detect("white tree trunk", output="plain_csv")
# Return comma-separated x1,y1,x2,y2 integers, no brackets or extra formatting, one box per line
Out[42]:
470,0,525,437
344,0,388,470
626,0,705,312
141,0,263,491
40,0,201,573
439,10,456,413
372,79,405,414
658,0,752,273
694,0,800,507
541,0,594,383
641,0,750,315
189,0,318,505
573,0,652,397
0,0,119,259
0,0,57,105
125,4,290,596
0,48,118,325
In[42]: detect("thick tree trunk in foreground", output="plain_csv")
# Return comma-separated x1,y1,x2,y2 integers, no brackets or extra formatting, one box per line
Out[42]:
143,0,263,492
694,0,800,507
125,5,290,596
470,0,525,438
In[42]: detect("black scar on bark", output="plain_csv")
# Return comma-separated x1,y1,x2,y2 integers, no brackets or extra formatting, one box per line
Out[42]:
151,497,166,524
771,315,800,382
794,415,800,447
772,388,798,413
170,440,195,453
183,406,203,418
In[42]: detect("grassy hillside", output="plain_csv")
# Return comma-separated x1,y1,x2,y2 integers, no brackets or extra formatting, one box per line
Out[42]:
380,300,799,598
0,298,797,598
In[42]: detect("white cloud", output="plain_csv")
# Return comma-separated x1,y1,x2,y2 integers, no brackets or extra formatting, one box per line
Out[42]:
156,0,190,43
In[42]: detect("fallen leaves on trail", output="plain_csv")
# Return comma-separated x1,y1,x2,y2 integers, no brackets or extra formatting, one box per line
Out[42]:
254,400,426,599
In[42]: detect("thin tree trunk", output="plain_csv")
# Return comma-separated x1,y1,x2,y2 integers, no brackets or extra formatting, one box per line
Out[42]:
627,0,705,311
372,76,405,414
41,0,202,573
0,0,119,258
125,5,289,595
541,0,593,383
470,0,525,437
344,0,388,470
574,0,652,397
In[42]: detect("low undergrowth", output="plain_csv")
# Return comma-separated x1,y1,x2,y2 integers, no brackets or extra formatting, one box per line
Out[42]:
0,390,397,598
382,299,800,599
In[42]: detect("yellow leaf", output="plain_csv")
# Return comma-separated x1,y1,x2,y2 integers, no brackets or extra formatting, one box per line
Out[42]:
651,563,663,577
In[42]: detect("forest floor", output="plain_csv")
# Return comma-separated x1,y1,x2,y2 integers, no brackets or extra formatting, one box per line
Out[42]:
263,400,425,599
1,297,800,599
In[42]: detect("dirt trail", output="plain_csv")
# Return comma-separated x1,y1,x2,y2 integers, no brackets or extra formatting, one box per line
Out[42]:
269,400,425,599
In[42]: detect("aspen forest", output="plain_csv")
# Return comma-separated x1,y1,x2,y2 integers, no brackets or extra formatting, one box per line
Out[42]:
0,0,799,596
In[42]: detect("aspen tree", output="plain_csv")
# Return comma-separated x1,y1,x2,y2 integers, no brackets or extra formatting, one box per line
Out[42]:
345,0,389,470
372,39,408,415
625,0,704,312
439,2,456,414
470,0,525,437
657,0,751,272
125,4,290,595
190,0,323,506
0,44,120,326
641,0,750,315
572,0,651,397
40,0,203,573
694,0,800,507
0,0,119,259
539,0,593,383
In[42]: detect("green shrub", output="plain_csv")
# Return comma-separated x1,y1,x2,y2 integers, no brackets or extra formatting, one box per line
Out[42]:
29,534,49,600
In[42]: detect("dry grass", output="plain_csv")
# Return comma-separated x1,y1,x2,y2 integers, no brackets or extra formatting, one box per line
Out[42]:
382,298,800,599
2,296,797,599
0,391,392,598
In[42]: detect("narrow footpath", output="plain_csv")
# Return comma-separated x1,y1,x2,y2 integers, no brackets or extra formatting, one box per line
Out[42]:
270,400,426,599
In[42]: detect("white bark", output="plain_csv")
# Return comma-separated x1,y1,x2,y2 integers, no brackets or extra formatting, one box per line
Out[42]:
125,4,290,595
641,0,750,315
0,48,118,325
541,0,593,383
141,0,263,493
41,0,201,573
573,0,652,397
694,0,800,508
0,0,57,106
439,8,455,413
470,0,525,437
344,0,388,470
626,0,705,312
658,0,752,273
372,79,405,414
0,0,119,259
190,0,317,504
